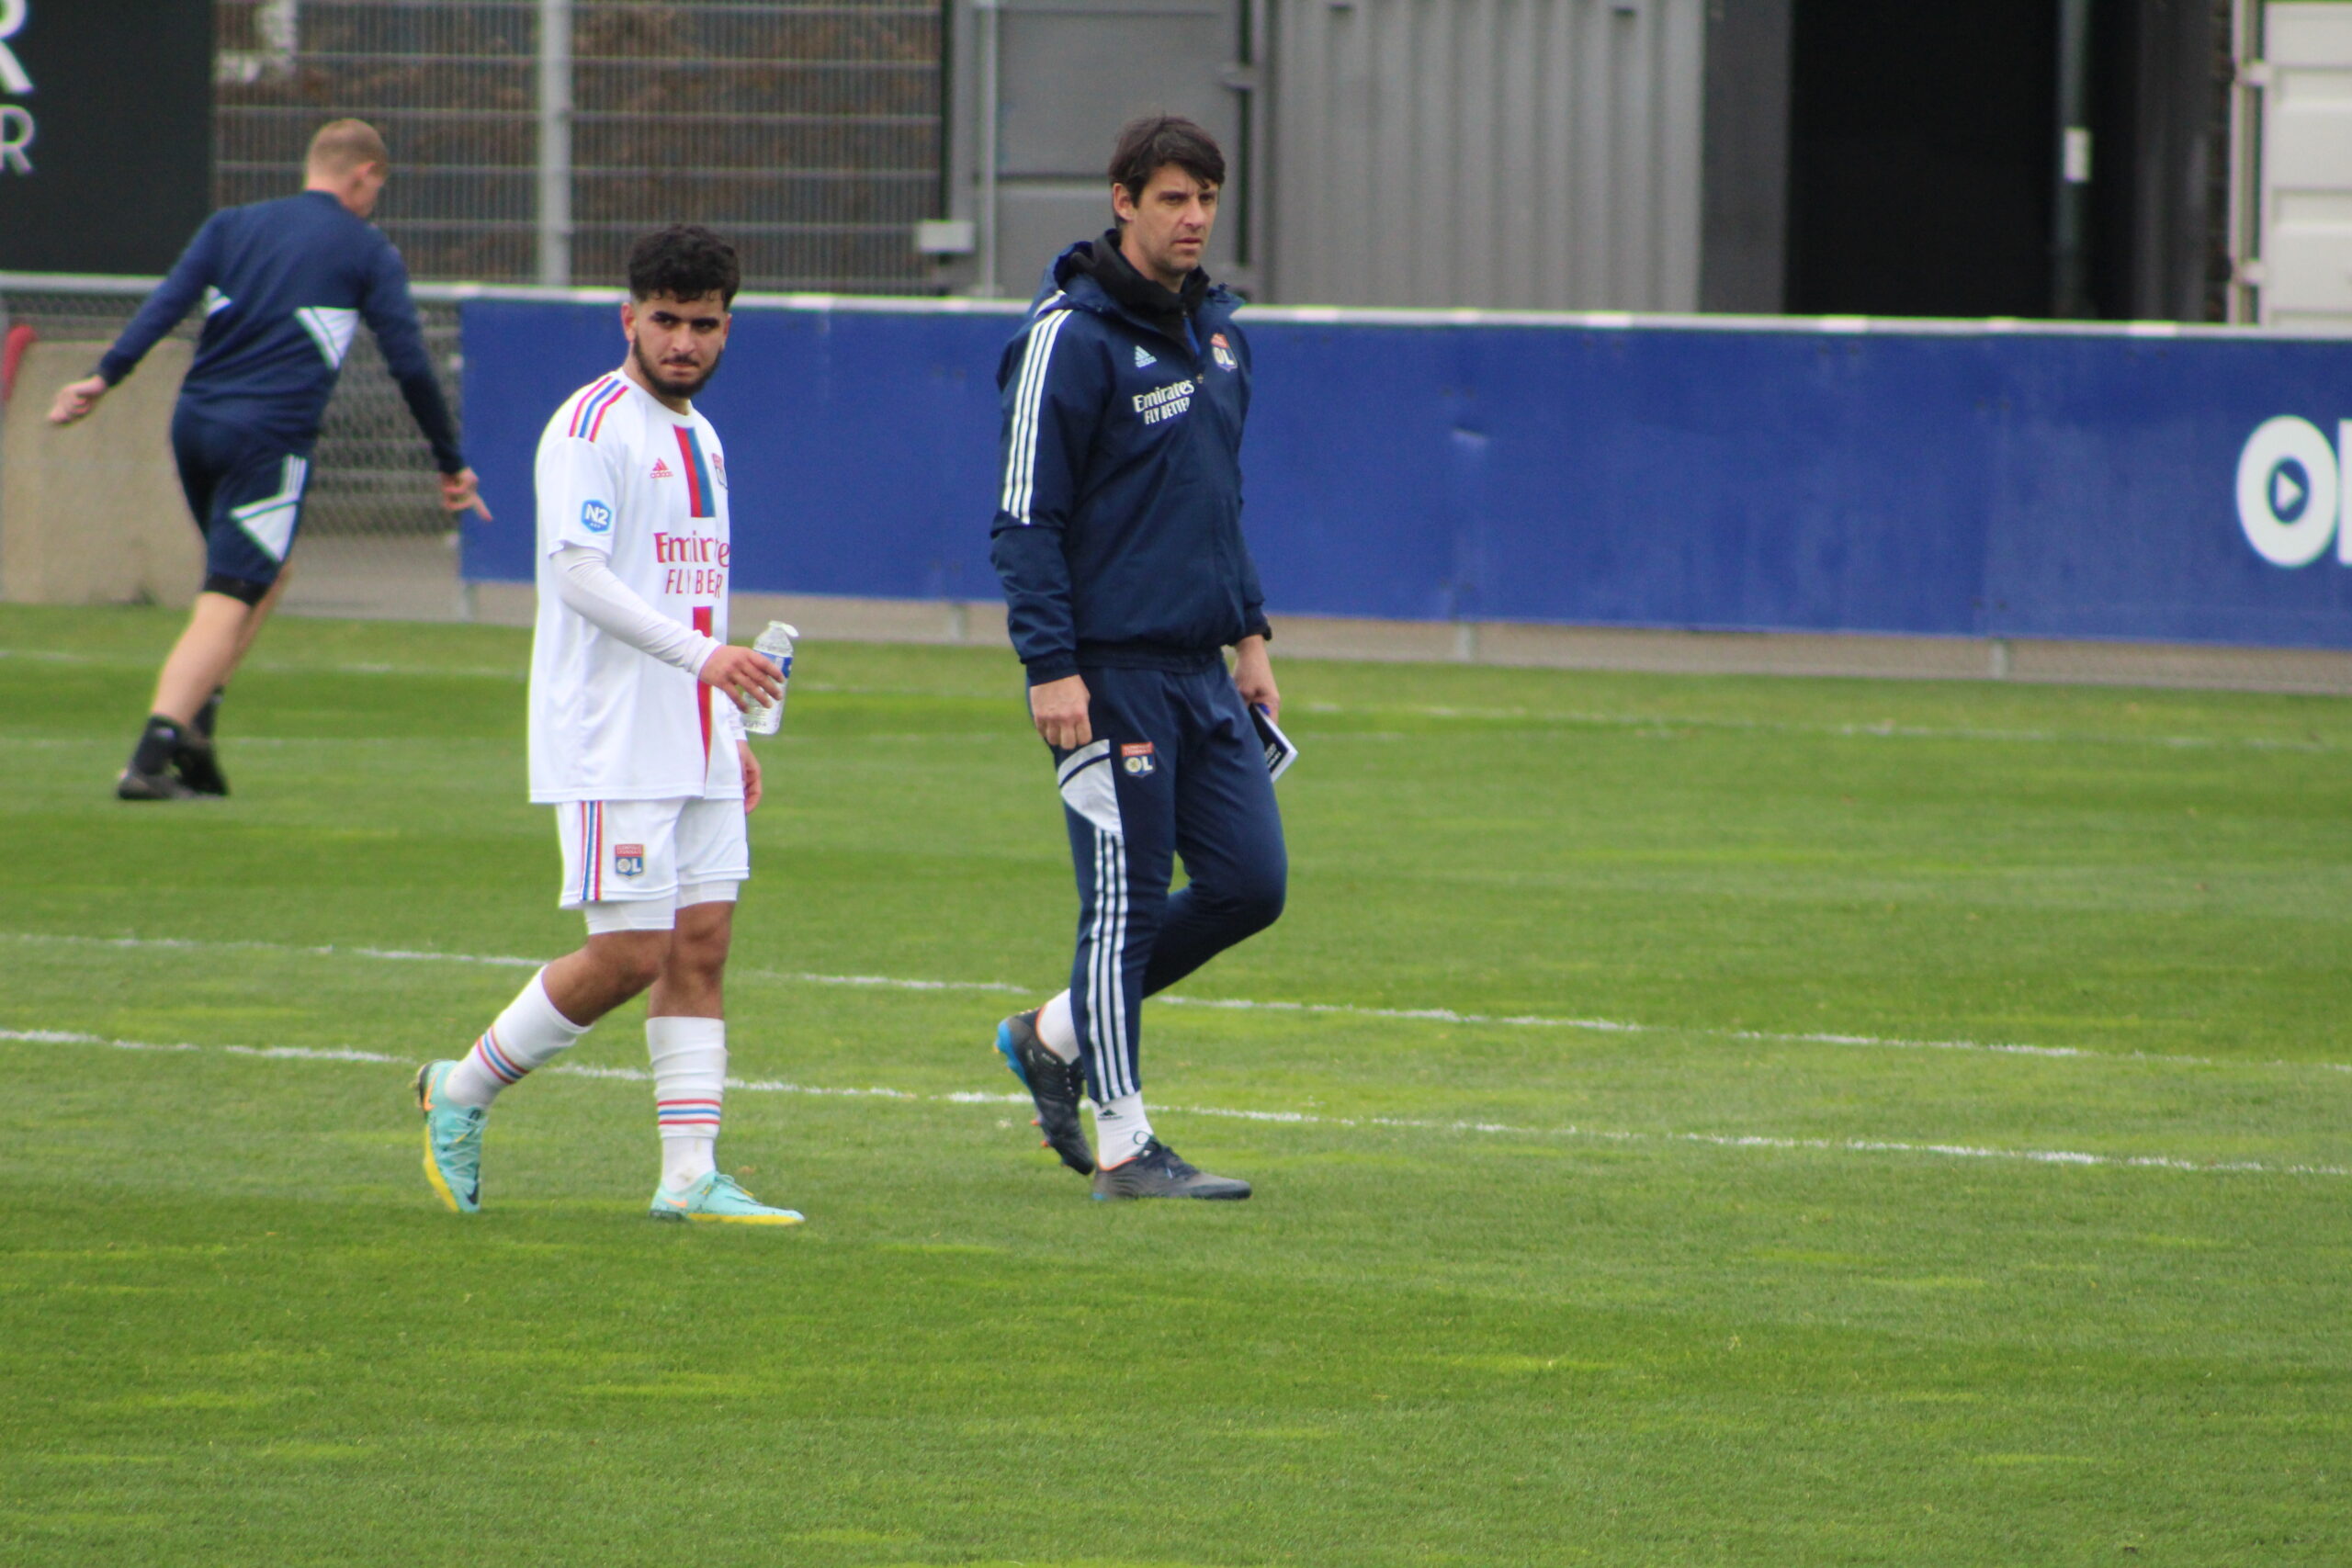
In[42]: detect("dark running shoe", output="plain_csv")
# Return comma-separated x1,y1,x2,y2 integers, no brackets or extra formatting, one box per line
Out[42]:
1091,1138,1251,1201
996,1009,1093,1175
116,768,202,801
172,739,229,796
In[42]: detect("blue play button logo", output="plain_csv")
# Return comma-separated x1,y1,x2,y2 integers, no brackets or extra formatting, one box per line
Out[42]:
2237,416,2345,568
2270,459,2309,522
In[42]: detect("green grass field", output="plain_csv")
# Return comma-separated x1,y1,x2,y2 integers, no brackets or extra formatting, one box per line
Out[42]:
3,602,2347,1567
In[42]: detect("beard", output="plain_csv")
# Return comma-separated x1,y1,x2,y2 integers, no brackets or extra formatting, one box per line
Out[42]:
631,337,723,400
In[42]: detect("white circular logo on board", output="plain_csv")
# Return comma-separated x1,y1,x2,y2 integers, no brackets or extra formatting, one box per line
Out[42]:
2236,415,2341,568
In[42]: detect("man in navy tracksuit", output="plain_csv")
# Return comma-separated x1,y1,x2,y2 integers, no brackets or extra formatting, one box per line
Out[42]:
989,116,1284,1201
49,119,488,801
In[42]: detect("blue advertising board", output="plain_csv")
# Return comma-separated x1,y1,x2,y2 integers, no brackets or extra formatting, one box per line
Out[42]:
460,299,2352,649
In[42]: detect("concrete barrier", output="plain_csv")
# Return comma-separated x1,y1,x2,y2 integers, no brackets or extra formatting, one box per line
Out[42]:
0,339,199,606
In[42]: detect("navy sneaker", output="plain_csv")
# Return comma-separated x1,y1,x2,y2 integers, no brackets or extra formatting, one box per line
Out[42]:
172,739,229,796
1091,1138,1251,1201
996,1009,1093,1175
116,768,202,801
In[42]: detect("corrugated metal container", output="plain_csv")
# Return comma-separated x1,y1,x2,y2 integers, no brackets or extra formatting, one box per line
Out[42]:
951,0,1256,299
2256,3,2352,334
1265,0,1705,310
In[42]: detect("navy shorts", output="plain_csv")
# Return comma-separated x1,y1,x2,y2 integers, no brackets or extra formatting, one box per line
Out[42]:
172,406,311,604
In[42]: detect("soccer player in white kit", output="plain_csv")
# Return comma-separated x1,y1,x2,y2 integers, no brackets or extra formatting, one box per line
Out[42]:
415,226,801,1224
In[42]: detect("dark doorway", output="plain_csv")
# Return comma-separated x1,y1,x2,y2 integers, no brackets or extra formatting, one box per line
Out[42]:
1784,0,2060,317
2084,0,2230,321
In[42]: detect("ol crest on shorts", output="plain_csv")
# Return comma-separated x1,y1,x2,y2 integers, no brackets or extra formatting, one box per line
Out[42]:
613,842,646,877
1210,333,1238,373
1120,741,1157,777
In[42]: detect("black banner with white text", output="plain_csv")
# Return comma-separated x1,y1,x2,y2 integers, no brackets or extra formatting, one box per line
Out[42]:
0,0,213,274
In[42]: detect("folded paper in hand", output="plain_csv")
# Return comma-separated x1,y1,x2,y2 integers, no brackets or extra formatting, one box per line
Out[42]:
1250,704,1297,782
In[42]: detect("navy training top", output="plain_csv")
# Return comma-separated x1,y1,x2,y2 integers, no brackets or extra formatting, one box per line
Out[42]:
96,191,464,473
989,236,1272,686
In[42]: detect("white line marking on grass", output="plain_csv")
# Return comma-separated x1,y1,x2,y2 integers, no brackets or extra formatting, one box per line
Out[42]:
0,1027,402,1065
0,647,526,682
1293,700,2339,754
5,1024,2344,1179
553,1061,920,1099
7,929,2346,1077
1148,992,2148,1065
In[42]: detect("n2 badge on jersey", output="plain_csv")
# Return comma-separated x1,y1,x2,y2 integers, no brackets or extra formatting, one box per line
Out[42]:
1210,333,1238,373
613,842,646,877
1120,741,1157,776
580,499,614,534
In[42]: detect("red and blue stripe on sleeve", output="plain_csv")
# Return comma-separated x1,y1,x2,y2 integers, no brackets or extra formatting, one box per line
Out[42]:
673,425,716,518
569,377,626,442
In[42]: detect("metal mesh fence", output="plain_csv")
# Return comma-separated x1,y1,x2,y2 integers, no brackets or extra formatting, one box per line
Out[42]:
0,286,462,544
214,0,944,292
216,2,541,285
1,3,948,615
568,2,944,290
1,279,469,619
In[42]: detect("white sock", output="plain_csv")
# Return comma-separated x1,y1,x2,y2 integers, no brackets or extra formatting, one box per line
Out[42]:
1091,1091,1155,1168
649,1015,727,1191
444,969,588,1108
1035,990,1080,1064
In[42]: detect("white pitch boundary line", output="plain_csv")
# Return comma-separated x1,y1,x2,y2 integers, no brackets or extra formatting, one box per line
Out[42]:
6,930,2347,1078
1292,700,2338,755
0,648,528,683
4,1025,2342,1180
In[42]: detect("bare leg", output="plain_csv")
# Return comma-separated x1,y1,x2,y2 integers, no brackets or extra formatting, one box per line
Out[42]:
649,900,732,1020
433,927,670,1125
228,569,291,670
541,929,673,1026
147,571,288,728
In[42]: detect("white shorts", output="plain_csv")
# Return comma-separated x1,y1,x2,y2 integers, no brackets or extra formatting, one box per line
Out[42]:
555,796,749,933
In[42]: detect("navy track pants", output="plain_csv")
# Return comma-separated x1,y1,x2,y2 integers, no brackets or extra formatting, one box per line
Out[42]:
1052,660,1287,1105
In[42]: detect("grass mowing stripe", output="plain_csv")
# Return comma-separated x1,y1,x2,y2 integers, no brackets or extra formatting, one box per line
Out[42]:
11,1026,2346,1180
7,927,2343,1077
7,641,2336,752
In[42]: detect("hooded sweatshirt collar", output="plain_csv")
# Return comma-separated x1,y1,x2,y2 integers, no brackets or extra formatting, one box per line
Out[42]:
1054,231,1216,348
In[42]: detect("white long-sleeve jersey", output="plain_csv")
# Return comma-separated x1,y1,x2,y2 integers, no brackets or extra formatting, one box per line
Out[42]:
528,370,744,804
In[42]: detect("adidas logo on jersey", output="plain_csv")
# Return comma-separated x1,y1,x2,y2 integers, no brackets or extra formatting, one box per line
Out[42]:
1134,345,1157,368
650,457,675,479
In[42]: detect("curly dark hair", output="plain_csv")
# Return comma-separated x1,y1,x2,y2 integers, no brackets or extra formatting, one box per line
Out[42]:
627,225,741,306
1107,115,1227,215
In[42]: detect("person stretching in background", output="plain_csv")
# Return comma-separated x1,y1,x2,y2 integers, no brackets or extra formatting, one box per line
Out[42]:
49,118,487,800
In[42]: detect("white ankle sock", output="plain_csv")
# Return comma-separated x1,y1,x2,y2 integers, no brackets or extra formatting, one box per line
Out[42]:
1092,1092,1155,1168
649,1015,727,1190
1035,990,1080,1064
445,970,588,1108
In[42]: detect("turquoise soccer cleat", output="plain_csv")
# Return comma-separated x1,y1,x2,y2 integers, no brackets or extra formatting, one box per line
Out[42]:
414,1060,485,1213
648,1171,804,1225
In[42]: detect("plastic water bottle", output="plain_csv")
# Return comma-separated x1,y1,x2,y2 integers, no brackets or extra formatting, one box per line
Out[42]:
744,620,797,736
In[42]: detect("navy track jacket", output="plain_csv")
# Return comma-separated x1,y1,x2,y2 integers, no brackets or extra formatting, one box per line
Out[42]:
98,191,464,473
990,239,1272,686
